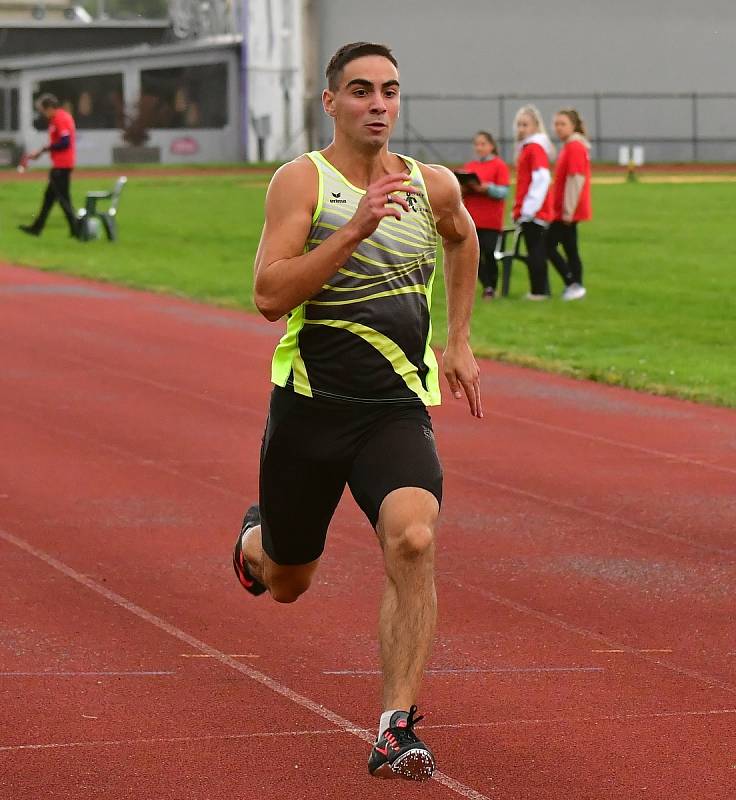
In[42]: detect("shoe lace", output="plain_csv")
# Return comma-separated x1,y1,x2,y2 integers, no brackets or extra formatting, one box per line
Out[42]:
390,704,424,747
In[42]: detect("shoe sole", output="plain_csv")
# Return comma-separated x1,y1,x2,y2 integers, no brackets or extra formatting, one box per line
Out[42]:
371,748,436,781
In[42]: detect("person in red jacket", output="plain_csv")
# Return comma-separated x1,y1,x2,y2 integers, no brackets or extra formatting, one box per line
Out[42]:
547,108,592,301
512,105,554,300
460,131,510,300
19,94,78,238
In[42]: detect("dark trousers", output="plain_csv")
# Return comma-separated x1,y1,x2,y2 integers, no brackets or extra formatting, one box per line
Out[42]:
33,168,77,235
521,221,549,295
547,221,584,286
476,228,501,290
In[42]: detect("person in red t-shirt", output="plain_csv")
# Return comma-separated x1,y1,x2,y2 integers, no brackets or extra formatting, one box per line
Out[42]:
547,108,592,301
459,131,510,300
19,94,78,238
512,105,555,300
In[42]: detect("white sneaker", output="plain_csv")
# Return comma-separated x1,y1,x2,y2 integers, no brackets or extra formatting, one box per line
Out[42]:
562,283,587,301
524,293,549,301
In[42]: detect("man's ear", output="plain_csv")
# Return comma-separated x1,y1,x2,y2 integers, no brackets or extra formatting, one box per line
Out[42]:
322,88,336,118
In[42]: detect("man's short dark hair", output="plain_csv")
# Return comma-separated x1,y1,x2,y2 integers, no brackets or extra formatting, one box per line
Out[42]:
325,42,398,91
36,93,60,111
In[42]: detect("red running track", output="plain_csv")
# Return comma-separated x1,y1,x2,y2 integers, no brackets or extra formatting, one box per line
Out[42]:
1,263,734,800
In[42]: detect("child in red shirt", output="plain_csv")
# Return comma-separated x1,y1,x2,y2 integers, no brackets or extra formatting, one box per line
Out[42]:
512,105,554,300
547,108,592,301
460,131,510,300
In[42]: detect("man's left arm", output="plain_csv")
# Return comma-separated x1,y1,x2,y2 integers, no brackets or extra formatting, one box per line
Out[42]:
422,164,483,419
29,122,71,160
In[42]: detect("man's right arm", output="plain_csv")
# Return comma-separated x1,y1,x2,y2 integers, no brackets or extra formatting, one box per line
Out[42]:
254,157,419,321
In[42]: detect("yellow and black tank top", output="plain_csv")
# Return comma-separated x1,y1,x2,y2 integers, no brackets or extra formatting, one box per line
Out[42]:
271,150,441,406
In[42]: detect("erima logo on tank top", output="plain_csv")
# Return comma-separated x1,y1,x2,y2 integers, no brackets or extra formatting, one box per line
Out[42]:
270,151,441,407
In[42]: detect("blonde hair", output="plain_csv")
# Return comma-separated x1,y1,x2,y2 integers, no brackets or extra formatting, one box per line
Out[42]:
514,104,549,139
513,104,555,158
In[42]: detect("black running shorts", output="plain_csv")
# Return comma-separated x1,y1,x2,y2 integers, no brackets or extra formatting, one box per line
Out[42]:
259,387,443,566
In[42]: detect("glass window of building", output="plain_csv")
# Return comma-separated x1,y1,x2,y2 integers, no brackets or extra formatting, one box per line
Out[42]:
139,63,228,129
33,74,124,130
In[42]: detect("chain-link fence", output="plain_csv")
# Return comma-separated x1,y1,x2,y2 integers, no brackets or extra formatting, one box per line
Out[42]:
313,92,736,163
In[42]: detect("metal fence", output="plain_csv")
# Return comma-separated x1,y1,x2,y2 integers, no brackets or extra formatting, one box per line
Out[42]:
314,92,736,163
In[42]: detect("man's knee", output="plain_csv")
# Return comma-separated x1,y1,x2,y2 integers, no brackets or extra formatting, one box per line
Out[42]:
266,565,316,604
270,581,309,604
385,522,435,561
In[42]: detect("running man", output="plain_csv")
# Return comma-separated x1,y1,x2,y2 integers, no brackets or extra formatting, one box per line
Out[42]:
232,42,482,781
19,94,78,239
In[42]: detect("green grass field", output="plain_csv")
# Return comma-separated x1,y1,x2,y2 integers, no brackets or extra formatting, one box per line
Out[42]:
1,171,734,406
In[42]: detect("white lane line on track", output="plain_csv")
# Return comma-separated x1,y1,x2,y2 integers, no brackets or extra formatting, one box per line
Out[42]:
4,708,735,755
443,466,736,559
441,574,736,697
483,409,736,478
324,667,605,676
0,728,351,753
0,527,492,800
179,653,259,659
592,649,673,654
0,671,173,677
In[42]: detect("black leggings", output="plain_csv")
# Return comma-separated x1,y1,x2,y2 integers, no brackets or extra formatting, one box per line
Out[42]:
521,221,549,295
476,228,501,290
33,168,77,235
547,221,584,287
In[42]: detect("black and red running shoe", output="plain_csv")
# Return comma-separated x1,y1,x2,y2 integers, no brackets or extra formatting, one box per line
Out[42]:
232,505,267,596
368,705,435,781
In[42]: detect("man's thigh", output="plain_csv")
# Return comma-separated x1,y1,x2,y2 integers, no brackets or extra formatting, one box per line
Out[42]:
347,405,443,531
259,389,350,566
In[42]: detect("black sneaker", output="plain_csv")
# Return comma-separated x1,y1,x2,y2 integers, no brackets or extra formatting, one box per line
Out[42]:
18,224,40,237
232,504,267,596
368,705,435,781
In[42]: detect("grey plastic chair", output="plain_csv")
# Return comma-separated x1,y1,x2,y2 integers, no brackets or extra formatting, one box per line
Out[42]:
494,225,550,297
78,176,127,242
494,226,526,297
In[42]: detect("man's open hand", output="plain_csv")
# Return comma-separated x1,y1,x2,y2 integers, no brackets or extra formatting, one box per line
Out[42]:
442,340,483,418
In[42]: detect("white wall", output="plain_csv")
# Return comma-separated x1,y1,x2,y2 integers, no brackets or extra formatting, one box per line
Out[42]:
246,0,307,160
317,0,735,94
314,0,736,161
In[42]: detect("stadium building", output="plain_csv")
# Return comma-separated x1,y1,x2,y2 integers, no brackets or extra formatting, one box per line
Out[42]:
0,0,307,165
1,0,733,165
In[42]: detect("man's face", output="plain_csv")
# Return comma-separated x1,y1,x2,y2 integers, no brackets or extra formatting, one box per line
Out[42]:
324,55,400,148
41,106,56,120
